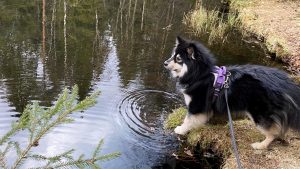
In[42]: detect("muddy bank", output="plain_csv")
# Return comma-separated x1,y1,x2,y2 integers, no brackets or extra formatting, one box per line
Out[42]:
185,0,300,74
233,0,300,74
165,108,300,169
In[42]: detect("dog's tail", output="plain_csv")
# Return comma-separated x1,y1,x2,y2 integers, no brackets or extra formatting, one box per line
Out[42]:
284,80,300,131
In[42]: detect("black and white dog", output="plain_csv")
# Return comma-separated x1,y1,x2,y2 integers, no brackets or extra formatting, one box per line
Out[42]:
164,36,300,149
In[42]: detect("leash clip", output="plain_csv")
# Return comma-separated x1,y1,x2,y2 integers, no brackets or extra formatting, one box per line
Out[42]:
223,71,231,89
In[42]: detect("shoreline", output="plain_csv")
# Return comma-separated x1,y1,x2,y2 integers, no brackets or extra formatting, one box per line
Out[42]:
233,0,300,74
165,108,300,169
184,0,300,75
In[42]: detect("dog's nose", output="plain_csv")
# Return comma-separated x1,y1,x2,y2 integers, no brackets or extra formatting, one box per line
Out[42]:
164,61,168,67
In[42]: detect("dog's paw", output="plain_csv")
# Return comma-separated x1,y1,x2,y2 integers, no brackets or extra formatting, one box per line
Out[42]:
251,142,268,150
174,126,188,135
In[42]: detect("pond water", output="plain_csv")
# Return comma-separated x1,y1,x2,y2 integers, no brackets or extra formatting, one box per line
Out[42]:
0,0,281,168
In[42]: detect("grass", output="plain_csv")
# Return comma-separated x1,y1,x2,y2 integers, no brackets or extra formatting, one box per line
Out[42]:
165,107,300,168
265,35,290,59
230,0,300,66
231,0,291,61
183,5,240,45
185,0,300,71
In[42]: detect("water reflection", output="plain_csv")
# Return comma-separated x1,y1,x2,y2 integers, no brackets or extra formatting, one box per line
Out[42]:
0,0,192,168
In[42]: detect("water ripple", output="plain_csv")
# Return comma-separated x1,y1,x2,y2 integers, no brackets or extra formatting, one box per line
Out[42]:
116,89,182,151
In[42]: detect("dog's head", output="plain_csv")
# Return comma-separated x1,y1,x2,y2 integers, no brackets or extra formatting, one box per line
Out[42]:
164,36,215,81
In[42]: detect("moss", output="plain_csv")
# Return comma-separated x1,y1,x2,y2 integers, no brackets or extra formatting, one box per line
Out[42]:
297,77,300,84
291,75,300,84
164,107,187,129
165,107,263,156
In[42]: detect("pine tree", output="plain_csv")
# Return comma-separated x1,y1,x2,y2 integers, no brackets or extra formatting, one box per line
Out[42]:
0,85,120,169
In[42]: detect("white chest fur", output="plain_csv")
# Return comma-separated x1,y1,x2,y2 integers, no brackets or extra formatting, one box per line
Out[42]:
181,90,192,106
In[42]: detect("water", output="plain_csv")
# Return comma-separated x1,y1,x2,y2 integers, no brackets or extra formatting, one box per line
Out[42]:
0,0,281,168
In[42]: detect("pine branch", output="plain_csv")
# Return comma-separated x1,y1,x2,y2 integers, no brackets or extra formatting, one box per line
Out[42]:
0,141,16,169
3,141,14,156
46,88,68,120
0,103,32,146
0,122,24,146
73,91,100,111
0,151,8,169
30,149,120,169
27,102,44,142
47,153,119,169
78,154,85,161
0,85,119,169
65,85,79,110
49,159,92,169
10,85,100,169
91,164,102,169
94,152,121,162
92,139,104,159
47,149,75,162
12,142,21,155
27,149,75,168
27,154,48,161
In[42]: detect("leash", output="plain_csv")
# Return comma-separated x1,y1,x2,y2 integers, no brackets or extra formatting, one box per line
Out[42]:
225,88,243,169
213,66,243,169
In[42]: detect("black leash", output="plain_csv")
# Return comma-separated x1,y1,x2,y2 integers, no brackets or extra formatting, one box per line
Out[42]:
224,88,243,169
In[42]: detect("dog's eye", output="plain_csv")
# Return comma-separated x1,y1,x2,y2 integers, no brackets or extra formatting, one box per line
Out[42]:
175,55,182,63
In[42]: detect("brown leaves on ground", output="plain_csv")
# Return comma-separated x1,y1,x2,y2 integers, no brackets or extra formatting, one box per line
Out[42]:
236,0,300,74
189,119,300,169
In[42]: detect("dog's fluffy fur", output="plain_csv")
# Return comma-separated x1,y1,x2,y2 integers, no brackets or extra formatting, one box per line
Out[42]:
164,37,300,149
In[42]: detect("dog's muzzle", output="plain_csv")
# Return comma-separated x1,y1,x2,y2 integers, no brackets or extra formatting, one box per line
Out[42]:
164,57,173,68
164,61,169,67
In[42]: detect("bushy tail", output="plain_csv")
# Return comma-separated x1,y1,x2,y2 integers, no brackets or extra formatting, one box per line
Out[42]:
285,81,300,130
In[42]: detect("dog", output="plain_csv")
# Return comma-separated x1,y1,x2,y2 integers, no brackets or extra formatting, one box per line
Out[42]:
164,36,300,149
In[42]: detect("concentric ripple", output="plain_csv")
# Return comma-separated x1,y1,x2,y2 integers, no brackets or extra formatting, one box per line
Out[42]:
116,89,183,151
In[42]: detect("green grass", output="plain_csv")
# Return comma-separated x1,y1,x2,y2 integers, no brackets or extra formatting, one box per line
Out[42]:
183,6,240,45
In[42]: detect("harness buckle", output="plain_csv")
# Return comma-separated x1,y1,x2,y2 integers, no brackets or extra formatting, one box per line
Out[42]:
213,66,231,95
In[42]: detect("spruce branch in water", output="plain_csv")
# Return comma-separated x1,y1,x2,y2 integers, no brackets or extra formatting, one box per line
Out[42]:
0,85,120,169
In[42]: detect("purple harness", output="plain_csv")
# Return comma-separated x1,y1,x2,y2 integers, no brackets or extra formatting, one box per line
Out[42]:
212,66,230,97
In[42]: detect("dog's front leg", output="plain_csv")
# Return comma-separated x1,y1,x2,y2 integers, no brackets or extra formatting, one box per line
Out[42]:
174,113,208,135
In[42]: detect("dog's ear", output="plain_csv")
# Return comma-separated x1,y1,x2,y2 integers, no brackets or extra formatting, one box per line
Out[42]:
176,36,185,45
187,45,196,60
